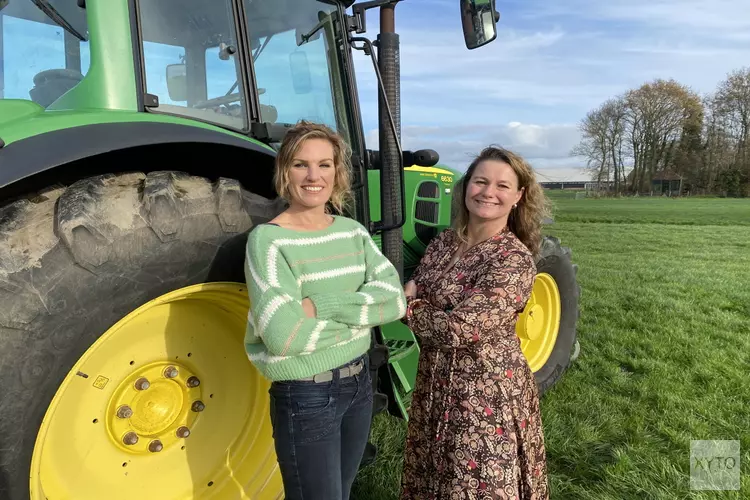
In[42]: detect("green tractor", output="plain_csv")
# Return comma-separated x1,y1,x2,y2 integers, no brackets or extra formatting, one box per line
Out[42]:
0,0,580,498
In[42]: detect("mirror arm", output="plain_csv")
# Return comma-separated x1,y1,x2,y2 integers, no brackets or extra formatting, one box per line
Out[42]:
350,35,405,234
297,20,326,46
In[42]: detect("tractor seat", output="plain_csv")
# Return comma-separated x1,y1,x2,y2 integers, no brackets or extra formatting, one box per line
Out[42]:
29,69,84,108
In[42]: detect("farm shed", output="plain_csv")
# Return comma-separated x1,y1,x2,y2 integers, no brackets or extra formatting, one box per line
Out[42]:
651,170,684,196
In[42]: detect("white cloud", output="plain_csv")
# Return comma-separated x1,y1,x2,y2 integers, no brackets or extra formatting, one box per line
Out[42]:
578,0,750,35
365,121,588,180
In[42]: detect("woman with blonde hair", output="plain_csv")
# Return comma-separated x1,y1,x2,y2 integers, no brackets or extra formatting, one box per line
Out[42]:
401,146,551,499
244,120,406,500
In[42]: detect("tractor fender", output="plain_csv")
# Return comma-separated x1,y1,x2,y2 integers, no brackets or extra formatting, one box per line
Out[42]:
0,121,275,197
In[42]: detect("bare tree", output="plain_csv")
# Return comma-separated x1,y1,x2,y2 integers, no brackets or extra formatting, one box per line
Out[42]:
602,98,628,192
702,95,735,193
712,67,750,195
624,79,700,192
574,69,750,197
571,97,628,192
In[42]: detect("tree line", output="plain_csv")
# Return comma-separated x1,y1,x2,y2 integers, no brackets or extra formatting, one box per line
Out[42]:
571,68,750,197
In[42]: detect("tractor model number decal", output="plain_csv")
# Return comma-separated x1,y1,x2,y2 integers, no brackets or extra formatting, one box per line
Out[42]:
93,375,110,390
441,175,453,184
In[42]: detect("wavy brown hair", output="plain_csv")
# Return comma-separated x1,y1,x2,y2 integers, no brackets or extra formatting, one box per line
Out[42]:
273,120,353,214
452,145,551,255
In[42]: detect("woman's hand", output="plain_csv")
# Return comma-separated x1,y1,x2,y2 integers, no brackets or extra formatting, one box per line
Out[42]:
404,280,417,299
301,297,317,318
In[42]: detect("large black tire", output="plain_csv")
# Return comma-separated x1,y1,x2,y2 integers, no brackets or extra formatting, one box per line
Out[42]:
533,235,581,395
0,171,286,499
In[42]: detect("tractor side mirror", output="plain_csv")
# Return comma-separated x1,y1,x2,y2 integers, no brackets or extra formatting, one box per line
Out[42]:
166,64,187,102
460,0,499,49
289,51,312,94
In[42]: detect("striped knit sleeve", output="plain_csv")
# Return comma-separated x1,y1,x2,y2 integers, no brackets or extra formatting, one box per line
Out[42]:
308,229,406,327
245,228,354,356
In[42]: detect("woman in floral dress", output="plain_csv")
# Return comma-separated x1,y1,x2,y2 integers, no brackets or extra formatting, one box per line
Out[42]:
401,146,551,500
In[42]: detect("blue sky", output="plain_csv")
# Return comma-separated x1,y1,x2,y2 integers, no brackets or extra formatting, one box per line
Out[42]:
351,0,750,180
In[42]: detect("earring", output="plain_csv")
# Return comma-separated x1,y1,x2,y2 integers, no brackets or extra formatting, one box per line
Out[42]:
513,203,518,209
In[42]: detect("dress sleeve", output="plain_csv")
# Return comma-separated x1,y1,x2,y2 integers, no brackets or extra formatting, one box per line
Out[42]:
405,250,536,349
409,229,451,287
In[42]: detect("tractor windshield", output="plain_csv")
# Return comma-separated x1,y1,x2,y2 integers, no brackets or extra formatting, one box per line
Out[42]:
137,0,251,130
244,0,352,142
138,0,352,142
0,0,89,106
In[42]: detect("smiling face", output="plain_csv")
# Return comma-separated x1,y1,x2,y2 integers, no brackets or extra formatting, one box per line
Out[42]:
286,138,337,211
464,159,524,224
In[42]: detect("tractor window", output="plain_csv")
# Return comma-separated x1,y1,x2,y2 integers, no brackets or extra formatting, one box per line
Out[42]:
0,0,90,106
137,0,247,131
141,41,185,104
244,0,352,142
205,45,240,104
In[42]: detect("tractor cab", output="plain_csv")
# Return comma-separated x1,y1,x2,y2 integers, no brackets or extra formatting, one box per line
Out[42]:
0,0,357,145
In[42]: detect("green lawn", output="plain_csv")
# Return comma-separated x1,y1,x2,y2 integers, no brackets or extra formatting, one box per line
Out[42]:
352,196,750,500
548,191,750,226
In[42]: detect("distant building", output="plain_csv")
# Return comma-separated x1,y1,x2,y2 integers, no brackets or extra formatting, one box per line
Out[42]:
585,180,615,192
540,181,587,190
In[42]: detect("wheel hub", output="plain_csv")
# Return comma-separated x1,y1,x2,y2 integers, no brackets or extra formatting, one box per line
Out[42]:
518,304,544,341
109,362,201,453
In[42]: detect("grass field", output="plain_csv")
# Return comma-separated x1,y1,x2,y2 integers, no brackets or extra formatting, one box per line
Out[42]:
351,194,750,500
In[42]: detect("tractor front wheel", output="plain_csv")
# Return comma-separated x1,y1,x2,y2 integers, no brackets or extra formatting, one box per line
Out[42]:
0,171,287,499
516,236,581,395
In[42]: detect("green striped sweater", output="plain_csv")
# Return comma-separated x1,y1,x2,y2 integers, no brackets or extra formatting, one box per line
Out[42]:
244,215,406,381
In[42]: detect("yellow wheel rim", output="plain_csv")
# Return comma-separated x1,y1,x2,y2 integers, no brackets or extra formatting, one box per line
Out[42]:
30,283,283,500
516,273,561,372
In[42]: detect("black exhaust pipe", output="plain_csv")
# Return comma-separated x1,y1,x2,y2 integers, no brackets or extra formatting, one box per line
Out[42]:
377,3,403,281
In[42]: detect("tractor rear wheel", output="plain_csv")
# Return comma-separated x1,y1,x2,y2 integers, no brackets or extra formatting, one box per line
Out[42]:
516,235,580,395
0,171,289,499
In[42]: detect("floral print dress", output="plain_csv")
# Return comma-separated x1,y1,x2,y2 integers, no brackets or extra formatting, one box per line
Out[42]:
401,226,549,500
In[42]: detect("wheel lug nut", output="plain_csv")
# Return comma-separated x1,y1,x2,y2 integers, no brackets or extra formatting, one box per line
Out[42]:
134,377,150,391
116,405,133,419
186,376,200,388
148,440,164,453
176,426,191,438
123,432,138,446
191,400,205,412
163,366,178,379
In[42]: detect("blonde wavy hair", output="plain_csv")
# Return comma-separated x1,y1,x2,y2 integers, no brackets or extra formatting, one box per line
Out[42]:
452,146,551,255
273,120,353,214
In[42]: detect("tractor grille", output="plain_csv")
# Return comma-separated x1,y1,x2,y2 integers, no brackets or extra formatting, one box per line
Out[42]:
414,181,440,246
417,181,439,199
415,200,439,223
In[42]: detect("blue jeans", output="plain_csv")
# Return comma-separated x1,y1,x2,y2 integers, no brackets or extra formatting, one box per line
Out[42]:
269,354,373,500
